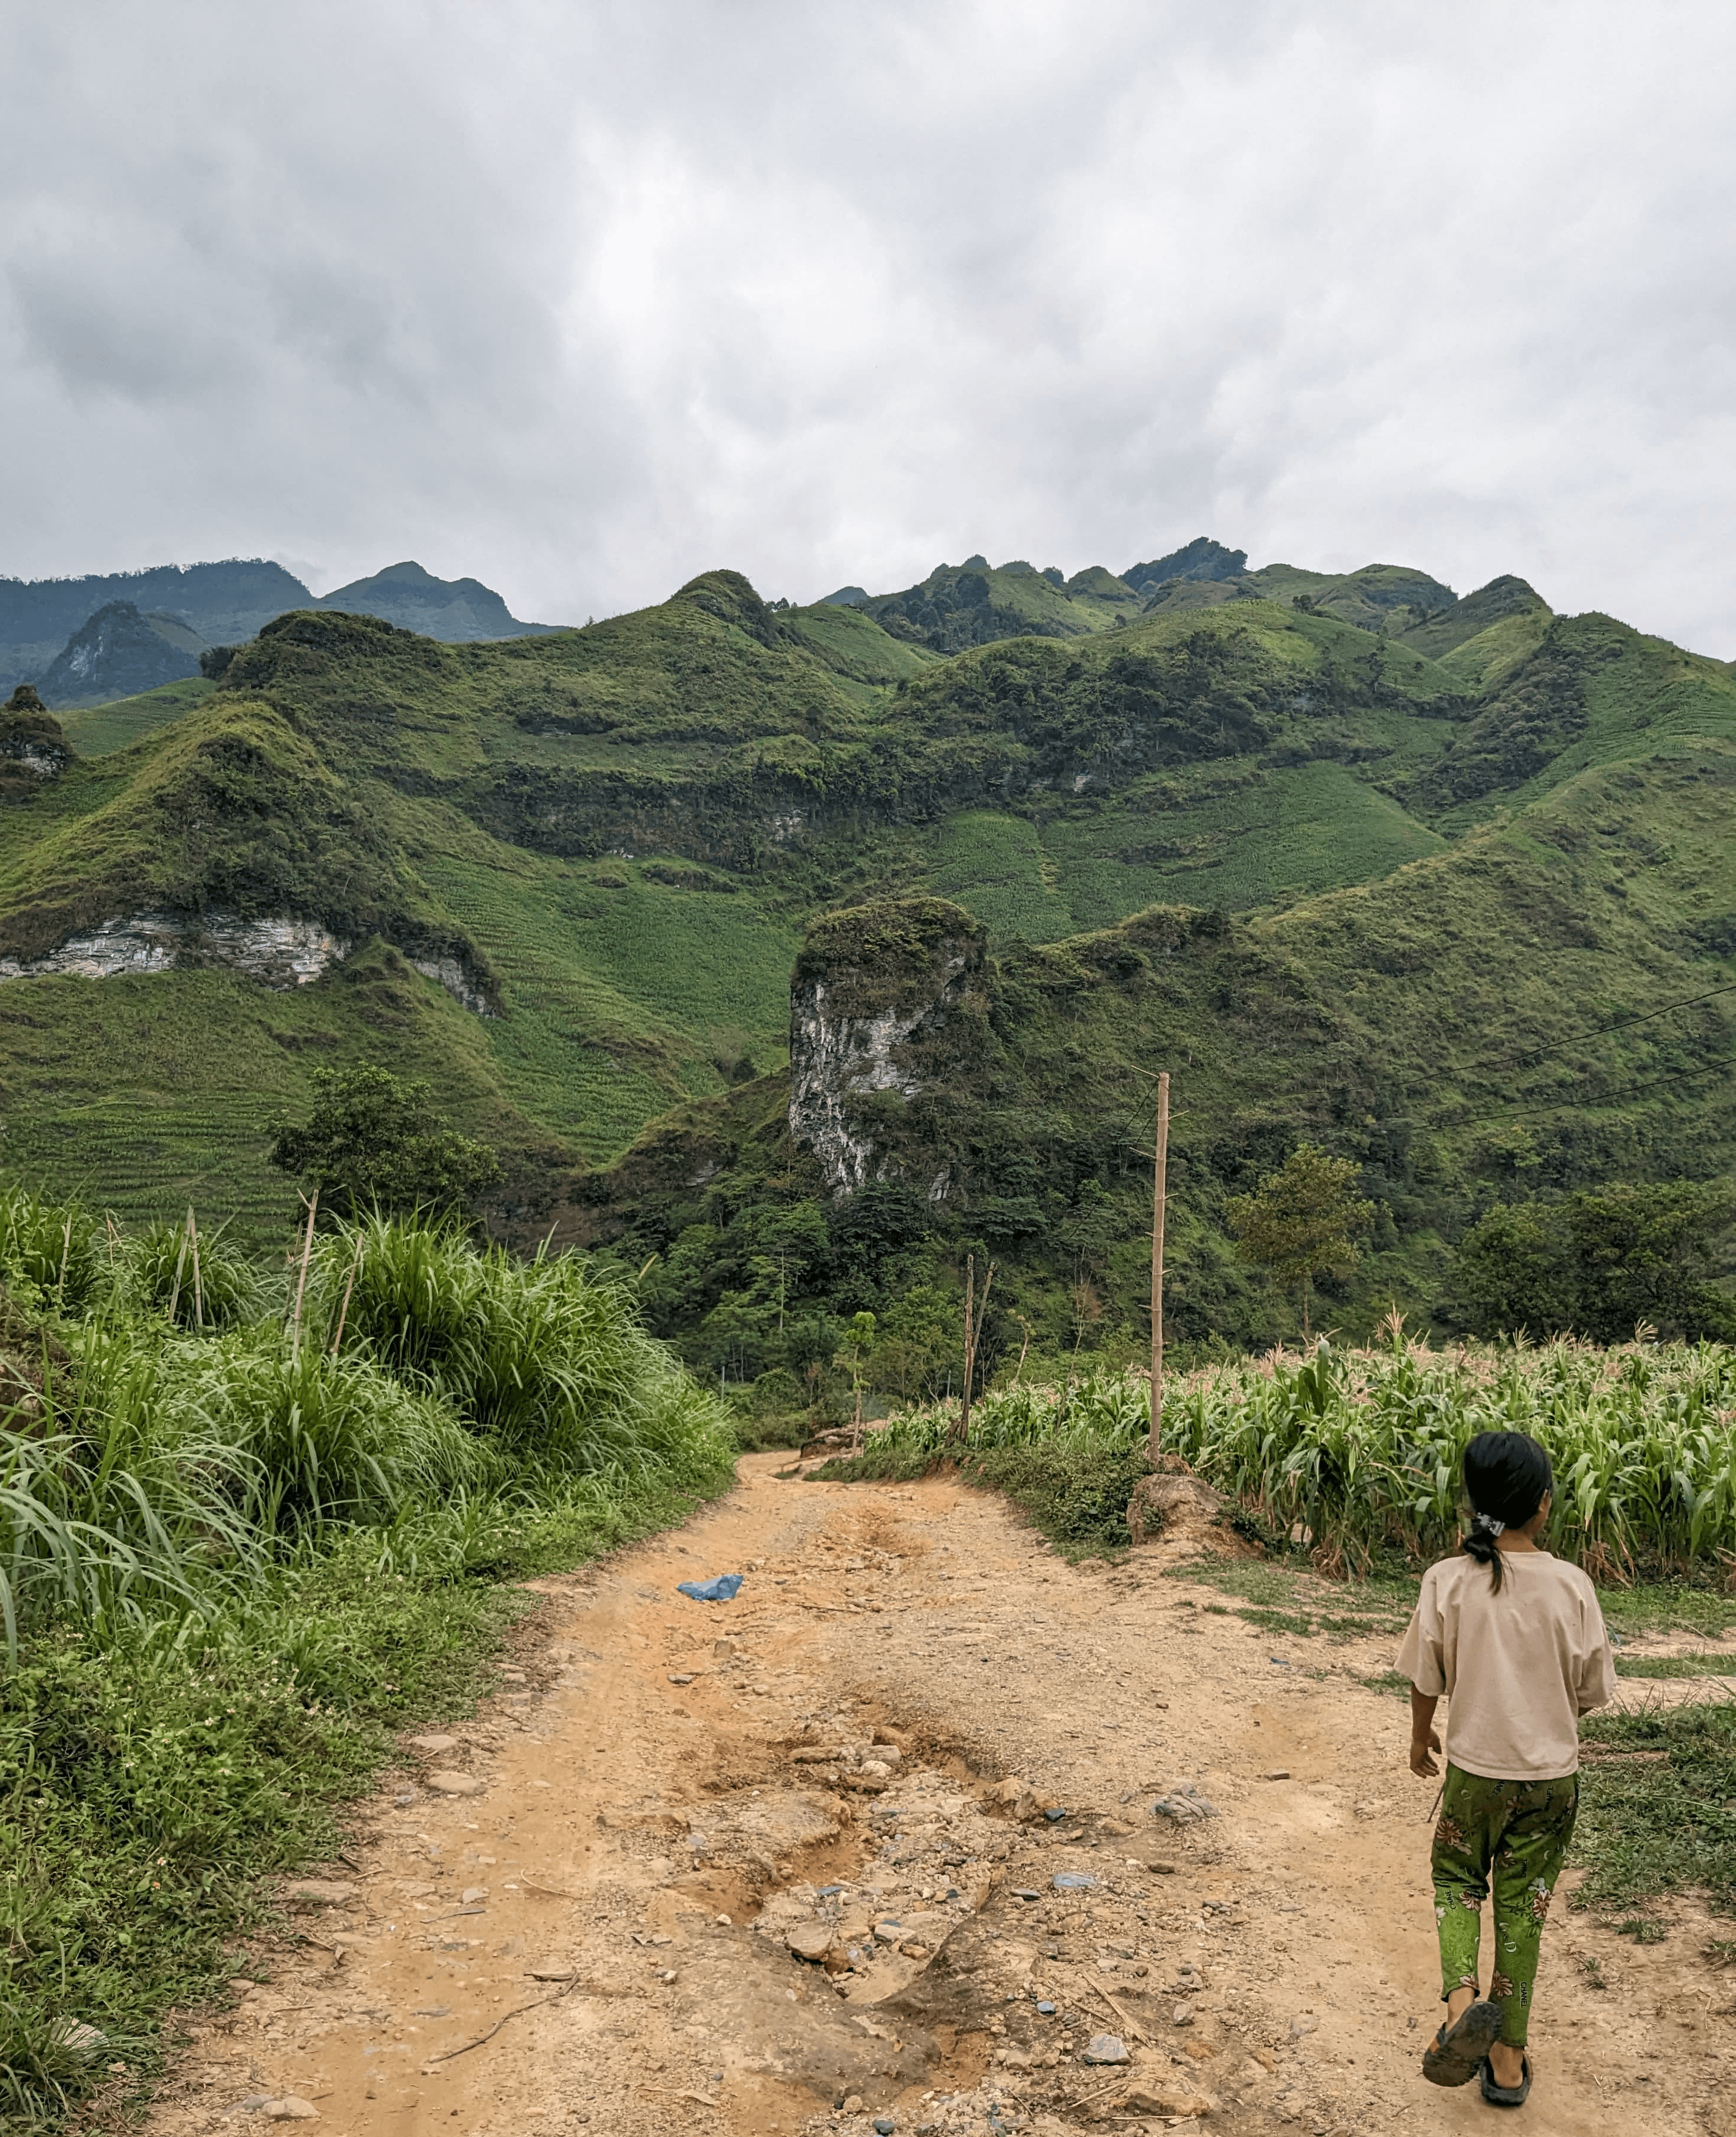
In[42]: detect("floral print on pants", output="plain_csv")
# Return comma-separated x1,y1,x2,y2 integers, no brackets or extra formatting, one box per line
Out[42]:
1431,1761,1579,2048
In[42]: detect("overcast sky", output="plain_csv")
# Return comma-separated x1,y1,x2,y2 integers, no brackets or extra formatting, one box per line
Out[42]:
4,2,1734,652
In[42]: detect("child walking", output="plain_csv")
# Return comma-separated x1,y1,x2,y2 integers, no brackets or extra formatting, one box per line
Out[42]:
1397,1429,1615,2107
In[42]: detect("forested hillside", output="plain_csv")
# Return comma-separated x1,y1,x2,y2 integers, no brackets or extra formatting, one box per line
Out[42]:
2,542,1733,1375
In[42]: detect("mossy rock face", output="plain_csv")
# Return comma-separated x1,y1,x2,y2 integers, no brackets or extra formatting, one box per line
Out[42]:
793,896,987,1021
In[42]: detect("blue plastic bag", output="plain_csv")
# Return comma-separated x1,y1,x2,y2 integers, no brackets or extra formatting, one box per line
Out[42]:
677,1573,743,1602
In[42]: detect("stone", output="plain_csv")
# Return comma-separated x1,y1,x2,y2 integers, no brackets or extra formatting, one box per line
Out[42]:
524,1961,579,1981
1290,2015,1317,2037
1172,2004,1195,2025
786,1924,837,1964
50,2020,105,2059
425,1772,483,1796
261,2101,319,2120
860,1758,891,1781
1125,2084,1216,2116
1261,1769,1291,1782
842,2099,863,2116
668,1674,694,1685
1082,2034,1129,2065
284,1881,357,1909
1098,1817,1134,1836
1151,1786,1218,1823
461,1885,488,1904
1251,2048,1277,2072
984,1776,1039,1821
409,1735,460,1755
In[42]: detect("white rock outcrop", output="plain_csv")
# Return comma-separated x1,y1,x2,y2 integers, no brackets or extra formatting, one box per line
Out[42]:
787,982,933,1194
0,911,491,1013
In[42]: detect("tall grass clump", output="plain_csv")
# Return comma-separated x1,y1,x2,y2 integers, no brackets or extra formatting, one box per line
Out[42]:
0,1190,735,2130
0,1187,104,1314
307,1214,731,1481
120,1219,265,1331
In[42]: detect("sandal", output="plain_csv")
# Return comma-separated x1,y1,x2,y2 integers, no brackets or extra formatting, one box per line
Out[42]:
1479,2053,1532,2107
1421,1999,1502,2087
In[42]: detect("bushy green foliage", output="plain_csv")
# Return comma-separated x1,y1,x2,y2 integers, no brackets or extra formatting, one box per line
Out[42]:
1451,1181,1736,1342
307,1214,724,1477
269,1065,503,1222
1226,1143,1375,1338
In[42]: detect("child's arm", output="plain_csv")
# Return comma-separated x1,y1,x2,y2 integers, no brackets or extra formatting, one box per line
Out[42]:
1409,1687,1442,1777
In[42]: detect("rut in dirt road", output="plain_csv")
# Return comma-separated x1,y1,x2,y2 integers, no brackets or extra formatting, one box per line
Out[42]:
144,1456,1728,2137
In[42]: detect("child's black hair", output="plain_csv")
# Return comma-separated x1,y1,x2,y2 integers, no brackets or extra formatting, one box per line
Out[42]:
1462,1430,1553,1591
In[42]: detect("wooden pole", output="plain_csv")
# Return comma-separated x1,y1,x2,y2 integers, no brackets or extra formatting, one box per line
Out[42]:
187,1206,204,1331
958,1253,975,1443
331,1230,364,1356
1149,1070,1171,1458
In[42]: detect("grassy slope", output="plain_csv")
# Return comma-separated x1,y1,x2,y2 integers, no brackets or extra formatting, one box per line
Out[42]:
580,741,1736,1359
4,562,1735,1246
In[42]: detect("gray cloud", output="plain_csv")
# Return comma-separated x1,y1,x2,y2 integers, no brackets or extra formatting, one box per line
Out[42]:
2,0,1734,651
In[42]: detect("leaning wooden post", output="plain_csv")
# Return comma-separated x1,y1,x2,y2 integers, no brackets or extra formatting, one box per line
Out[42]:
187,1205,204,1331
1149,1071,1171,1458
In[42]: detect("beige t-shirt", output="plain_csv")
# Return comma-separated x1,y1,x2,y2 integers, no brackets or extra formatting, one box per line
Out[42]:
1396,1550,1616,1782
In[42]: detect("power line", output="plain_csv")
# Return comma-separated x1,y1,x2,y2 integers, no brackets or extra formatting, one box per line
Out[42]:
1479,1057,1732,1119
1490,976,1736,1072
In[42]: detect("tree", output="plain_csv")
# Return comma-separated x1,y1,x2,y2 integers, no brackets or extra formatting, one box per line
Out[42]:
268,1066,502,1223
1226,1143,1374,1340
1453,1182,1735,1342
835,1311,877,1448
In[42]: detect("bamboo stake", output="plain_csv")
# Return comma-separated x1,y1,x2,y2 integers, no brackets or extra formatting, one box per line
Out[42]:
187,1205,204,1330
167,1222,189,1327
290,1190,319,1362
330,1230,364,1356
56,1217,72,1302
957,1253,975,1443
1148,1070,1170,1458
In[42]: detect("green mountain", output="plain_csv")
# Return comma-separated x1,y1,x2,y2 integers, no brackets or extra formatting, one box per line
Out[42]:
2,543,1732,1367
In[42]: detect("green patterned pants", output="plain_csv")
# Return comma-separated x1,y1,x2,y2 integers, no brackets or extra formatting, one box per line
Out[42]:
1432,1762,1579,2048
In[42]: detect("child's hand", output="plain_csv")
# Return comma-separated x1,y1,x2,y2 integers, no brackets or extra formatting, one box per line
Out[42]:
1410,1726,1441,1777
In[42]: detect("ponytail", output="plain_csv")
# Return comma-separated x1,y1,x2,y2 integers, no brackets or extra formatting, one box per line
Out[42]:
1461,1430,1553,1593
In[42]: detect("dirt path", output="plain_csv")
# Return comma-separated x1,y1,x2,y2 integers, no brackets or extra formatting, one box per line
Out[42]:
145,1457,1732,2137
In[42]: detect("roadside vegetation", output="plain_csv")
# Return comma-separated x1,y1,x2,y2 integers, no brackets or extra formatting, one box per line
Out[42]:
0,1184,733,2131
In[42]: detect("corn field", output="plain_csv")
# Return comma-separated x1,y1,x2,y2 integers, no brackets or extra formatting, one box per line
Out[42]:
875,1338,1736,1576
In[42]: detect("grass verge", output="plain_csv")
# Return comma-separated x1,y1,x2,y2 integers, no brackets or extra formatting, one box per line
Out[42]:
1575,1699,1736,1923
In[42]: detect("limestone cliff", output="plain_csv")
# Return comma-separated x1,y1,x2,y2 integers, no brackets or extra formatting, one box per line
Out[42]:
788,898,990,1196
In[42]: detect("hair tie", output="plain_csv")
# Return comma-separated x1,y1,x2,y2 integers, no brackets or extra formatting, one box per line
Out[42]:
1471,1512,1506,1537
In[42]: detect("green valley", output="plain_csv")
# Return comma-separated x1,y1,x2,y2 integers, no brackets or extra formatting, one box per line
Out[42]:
4,540,1734,1378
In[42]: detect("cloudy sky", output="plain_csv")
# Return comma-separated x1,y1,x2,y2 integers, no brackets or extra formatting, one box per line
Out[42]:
4,1,1734,651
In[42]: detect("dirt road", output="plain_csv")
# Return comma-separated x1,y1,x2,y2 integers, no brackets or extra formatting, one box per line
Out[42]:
145,1456,1732,2137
